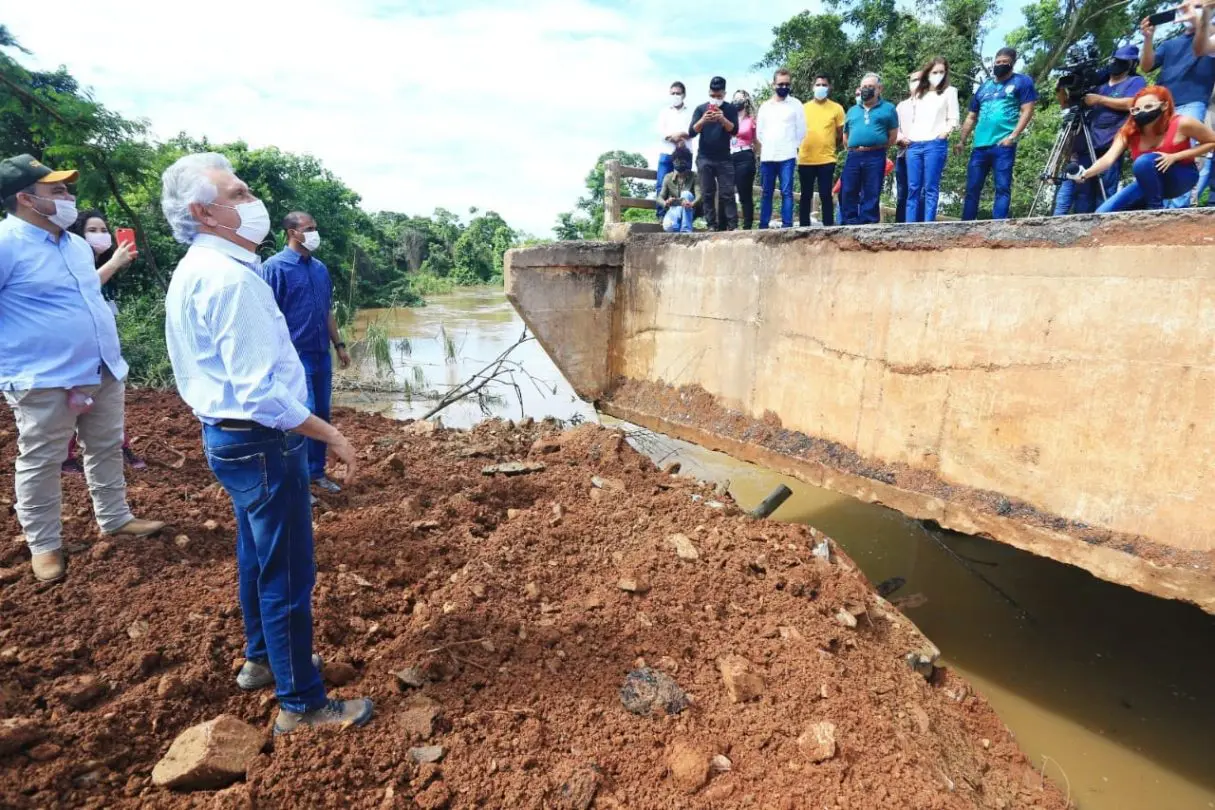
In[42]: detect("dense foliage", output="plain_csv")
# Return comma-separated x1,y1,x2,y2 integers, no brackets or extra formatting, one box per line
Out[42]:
1,26,525,384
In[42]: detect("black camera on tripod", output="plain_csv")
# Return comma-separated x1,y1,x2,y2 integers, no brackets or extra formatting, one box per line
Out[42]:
1054,59,1109,110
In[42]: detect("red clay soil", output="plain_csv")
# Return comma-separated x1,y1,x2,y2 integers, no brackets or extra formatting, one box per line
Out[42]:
0,392,1069,810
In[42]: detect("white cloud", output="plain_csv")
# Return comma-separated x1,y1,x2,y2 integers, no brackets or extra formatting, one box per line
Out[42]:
5,0,1028,235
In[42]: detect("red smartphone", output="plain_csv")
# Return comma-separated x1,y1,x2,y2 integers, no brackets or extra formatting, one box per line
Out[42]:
115,228,136,250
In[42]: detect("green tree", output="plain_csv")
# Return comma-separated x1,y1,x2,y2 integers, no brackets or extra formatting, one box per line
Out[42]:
554,150,649,239
1010,0,1166,84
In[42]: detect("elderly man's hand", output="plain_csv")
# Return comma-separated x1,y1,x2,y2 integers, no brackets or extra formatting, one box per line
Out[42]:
327,432,359,484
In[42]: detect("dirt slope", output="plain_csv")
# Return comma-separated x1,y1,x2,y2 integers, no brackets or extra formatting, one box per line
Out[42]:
0,392,1068,809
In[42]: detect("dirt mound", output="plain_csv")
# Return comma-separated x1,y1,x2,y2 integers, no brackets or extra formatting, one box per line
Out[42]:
0,393,1067,809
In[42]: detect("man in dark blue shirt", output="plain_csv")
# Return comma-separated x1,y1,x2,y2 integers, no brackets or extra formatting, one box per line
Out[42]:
258,212,351,494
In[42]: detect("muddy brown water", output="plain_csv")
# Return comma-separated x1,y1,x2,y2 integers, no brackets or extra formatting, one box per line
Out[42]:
344,289,1215,810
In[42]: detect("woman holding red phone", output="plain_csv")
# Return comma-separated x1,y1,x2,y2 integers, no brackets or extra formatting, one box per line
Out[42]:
62,210,145,474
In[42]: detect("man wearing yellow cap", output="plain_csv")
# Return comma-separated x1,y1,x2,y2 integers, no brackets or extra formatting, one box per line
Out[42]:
0,154,164,582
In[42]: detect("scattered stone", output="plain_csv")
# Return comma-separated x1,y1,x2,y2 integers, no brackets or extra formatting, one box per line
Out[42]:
54,675,106,710
482,461,546,477
524,582,541,600
617,577,650,594
174,534,191,549
393,667,427,691
661,461,682,475
591,475,625,491
89,541,114,561
811,538,832,561
151,714,265,790
0,718,44,756
203,520,220,532
710,754,732,772
557,764,602,810
386,454,406,473
507,508,522,520
412,780,451,810
718,655,764,703
778,626,805,642
550,503,565,526
668,534,699,562
157,675,184,699
982,738,992,750
530,438,562,455
471,582,487,600
409,745,445,764
797,721,837,762
404,419,441,436
211,783,254,810
400,694,442,740
128,620,150,640
619,668,690,716
667,740,709,794
322,661,357,686
906,650,938,679
457,445,496,458
0,567,22,584
909,705,931,734
412,520,441,531
583,594,604,610
27,742,62,762
835,609,858,629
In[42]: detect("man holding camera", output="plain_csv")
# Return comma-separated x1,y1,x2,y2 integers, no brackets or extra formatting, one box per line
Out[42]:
1054,46,1146,215
1143,0,1215,205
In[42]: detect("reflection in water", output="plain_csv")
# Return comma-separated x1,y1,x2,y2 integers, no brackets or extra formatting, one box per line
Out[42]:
344,290,1215,810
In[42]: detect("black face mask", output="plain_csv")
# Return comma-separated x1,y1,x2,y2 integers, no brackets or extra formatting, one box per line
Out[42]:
993,62,1013,79
674,162,691,173
1109,58,1132,76
775,86,790,98
860,87,876,102
1132,108,1164,127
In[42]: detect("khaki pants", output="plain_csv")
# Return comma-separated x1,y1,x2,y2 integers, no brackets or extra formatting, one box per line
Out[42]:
3,369,133,554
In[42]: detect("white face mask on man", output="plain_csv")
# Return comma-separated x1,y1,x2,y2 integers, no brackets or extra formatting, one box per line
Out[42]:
31,195,78,229
210,199,271,245
302,230,322,252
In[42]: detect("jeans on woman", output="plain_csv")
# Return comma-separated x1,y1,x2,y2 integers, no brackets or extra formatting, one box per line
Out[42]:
733,150,756,229
906,139,949,222
1166,101,1207,207
1097,153,1199,212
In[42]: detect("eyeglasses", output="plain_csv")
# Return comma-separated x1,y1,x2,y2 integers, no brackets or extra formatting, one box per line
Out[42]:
1130,103,1163,114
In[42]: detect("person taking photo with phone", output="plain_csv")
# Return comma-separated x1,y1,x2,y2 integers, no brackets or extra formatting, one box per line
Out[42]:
0,154,165,583
1075,85,1215,211
689,76,740,231
1142,0,1215,205
730,90,758,229
61,210,146,474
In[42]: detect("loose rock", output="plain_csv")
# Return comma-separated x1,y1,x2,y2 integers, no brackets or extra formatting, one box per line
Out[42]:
27,742,62,762
557,764,602,810
151,714,265,790
718,655,764,703
413,780,451,810
617,577,650,594
667,740,709,794
619,667,690,716
710,754,732,772
835,609,858,628
797,721,837,762
394,666,427,690
400,694,442,740
203,520,220,531
409,745,445,764
89,541,114,561
128,620,150,639
668,533,699,561
322,661,358,686
482,461,546,476
54,674,106,710
0,718,44,756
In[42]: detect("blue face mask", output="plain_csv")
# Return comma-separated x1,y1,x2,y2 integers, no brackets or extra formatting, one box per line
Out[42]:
814,86,829,100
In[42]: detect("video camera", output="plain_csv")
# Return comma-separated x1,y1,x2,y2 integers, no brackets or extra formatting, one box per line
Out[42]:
1053,59,1109,109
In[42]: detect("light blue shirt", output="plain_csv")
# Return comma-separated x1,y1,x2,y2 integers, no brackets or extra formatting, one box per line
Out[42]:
164,234,311,431
0,215,128,390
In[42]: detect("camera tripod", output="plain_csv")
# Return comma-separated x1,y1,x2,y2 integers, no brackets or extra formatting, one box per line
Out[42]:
1029,104,1107,217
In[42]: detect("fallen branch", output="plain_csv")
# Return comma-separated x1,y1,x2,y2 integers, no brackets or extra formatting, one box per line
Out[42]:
419,329,536,420
424,637,489,654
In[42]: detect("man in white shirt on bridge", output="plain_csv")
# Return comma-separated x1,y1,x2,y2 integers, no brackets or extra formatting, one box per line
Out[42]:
756,67,807,229
656,81,692,221
160,152,372,734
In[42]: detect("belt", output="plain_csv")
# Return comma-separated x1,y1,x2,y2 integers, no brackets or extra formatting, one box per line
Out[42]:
215,419,260,431
848,146,887,152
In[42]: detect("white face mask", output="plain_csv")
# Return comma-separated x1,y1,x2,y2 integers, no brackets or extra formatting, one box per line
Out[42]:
709,96,723,106
32,196,78,229
671,93,684,107
929,72,945,87
211,199,271,245
85,232,113,253
302,230,322,252
814,86,830,100
910,81,920,94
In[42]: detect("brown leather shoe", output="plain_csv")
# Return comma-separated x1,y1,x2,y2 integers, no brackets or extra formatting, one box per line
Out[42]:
31,549,66,582
105,518,166,538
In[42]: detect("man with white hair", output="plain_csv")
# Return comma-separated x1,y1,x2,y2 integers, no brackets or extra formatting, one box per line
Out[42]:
841,73,899,225
160,152,372,734
0,154,164,583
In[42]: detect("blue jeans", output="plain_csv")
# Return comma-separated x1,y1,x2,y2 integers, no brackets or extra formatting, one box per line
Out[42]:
203,424,325,714
1167,101,1207,207
841,150,886,225
655,153,675,219
662,190,694,233
1054,148,1121,215
1097,153,1199,212
760,158,796,228
299,350,332,480
962,144,1017,220
906,139,950,222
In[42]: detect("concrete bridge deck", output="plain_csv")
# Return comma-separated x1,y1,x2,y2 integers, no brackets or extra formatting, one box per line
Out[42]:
505,210,1215,613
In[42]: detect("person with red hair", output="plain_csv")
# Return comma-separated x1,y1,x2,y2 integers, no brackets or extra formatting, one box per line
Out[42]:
1078,85,1215,211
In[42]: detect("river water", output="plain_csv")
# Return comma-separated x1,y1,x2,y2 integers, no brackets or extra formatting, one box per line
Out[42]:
342,289,1215,810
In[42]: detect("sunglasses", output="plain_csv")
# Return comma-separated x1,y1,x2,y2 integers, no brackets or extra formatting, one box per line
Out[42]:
1130,102,1164,114
775,82,792,89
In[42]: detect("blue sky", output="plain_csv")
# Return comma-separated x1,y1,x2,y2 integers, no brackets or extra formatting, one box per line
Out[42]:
4,0,1030,236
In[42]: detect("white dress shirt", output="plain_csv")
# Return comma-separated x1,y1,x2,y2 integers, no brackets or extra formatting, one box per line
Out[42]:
164,233,311,431
657,104,693,155
756,96,807,163
901,86,960,142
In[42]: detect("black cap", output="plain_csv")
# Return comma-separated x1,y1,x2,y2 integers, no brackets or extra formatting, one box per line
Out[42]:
709,76,727,91
0,154,78,199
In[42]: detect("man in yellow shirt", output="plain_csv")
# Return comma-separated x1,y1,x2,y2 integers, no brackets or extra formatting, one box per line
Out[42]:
798,73,846,226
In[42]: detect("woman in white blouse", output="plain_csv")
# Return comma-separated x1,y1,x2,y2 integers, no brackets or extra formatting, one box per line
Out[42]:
903,57,960,222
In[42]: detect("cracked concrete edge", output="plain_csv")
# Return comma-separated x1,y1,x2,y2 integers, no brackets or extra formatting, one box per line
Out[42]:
602,400,1215,615
505,242,624,270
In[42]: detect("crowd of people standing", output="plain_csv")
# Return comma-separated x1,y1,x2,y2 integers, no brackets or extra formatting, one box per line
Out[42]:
655,5,1215,232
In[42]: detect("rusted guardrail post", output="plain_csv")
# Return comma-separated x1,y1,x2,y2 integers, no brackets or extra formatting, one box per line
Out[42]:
604,159,621,227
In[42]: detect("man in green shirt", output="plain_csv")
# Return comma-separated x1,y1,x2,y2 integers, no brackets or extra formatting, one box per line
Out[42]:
841,73,899,224
659,147,701,233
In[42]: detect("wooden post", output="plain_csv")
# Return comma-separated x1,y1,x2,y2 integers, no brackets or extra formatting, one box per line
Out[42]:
604,159,622,227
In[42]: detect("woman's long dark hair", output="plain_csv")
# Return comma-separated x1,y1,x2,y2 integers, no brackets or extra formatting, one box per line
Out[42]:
914,56,951,98
69,209,114,268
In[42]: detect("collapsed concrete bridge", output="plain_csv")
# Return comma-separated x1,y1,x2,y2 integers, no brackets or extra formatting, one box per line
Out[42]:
505,210,1215,613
